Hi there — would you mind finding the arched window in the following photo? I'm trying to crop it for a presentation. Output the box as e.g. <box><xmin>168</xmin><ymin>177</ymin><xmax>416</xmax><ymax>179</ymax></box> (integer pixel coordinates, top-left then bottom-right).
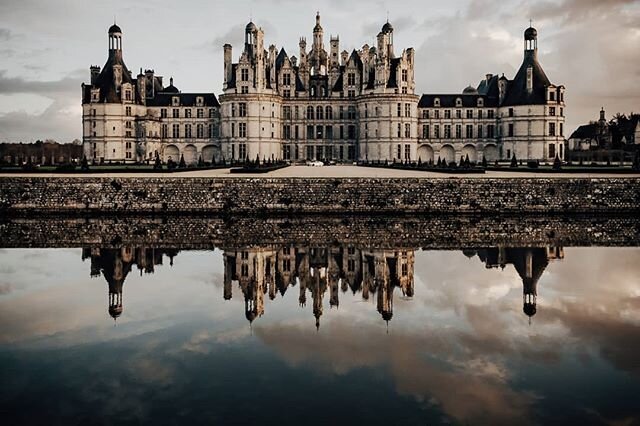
<box><xmin>311</xmin><ymin>87</ymin><xmax>316</xmax><ymax>97</ymax></box>
<box><xmin>326</xmin><ymin>106</ymin><xmax>333</xmax><ymax>119</ymax></box>
<box><xmin>434</xmin><ymin>98</ymin><xmax>440</xmax><ymax>107</ymax></box>
<box><xmin>455</xmin><ymin>98</ymin><xmax>462</xmax><ymax>107</ymax></box>
<box><xmin>477</xmin><ymin>98</ymin><xmax>484</xmax><ymax>107</ymax></box>
<box><xmin>317</xmin><ymin>106</ymin><xmax>323</xmax><ymax>120</ymax></box>
<box><xmin>307</xmin><ymin>106</ymin><xmax>314</xmax><ymax>120</ymax></box>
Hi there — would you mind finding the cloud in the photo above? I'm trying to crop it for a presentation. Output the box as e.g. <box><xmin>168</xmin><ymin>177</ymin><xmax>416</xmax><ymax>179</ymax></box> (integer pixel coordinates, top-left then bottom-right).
<box><xmin>0</xmin><ymin>28</ymin><xmax>11</xmax><ymax>40</ymax></box>
<box><xmin>0</xmin><ymin>69</ymin><xmax>83</xmax><ymax>96</ymax></box>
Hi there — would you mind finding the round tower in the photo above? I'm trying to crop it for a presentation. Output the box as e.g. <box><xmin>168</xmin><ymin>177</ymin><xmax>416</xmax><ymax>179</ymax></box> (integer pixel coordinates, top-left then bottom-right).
<box><xmin>108</xmin><ymin>23</ymin><xmax>122</xmax><ymax>59</ymax></box>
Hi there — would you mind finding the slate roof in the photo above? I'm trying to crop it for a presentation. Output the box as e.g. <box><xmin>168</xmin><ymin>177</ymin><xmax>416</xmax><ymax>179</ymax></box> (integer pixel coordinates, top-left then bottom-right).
<box><xmin>418</xmin><ymin>94</ymin><xmax>498</xmax><ymax>108</ymax></box>
<box><xmin>85</xmin><ymin>53</ymin><xmax>135</xmax><ymax>103</ymax></box>
<box><xmin>502</xmin><ymin>53</ymin><xmax>552</xmax><ymax>106</ymax></box>
<box><xmin>569</xmin><ymin>123</ymin><xmax>598</xmax><ymax>140</ymax></box>
<box><xmin>146</xmin><ymin>92</ymin><xmax>220</xmax><ymax>107</ymax></box>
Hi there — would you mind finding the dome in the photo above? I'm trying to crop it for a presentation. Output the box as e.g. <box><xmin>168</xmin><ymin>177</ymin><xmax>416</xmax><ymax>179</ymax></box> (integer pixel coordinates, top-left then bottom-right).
<box><xmin>382</xmin><ymin>22</ymin><xmax>394</xmax><ymax>34</ymax></box>
<box><xmin>108</xmin><ymin>24</ymin><xmax>122</xmax><ymax>34</ymax></box>
<box><xmin>463</xmin><ymin>85</ymin><xmax>478</xmax><ymax>94</ymax></box>
<box><xmin>109</xmin><ymin>305</ymin><xmax>123</xmax><ymax>319</ymax></box>
<box><xmin>524</xmin><ymin>26</ymin><xmax>537</xmax><ymax>40</ymax></box>
<box><xmin>381</xmin><ymin>311</ymin><xmax>393</xmax><ymax>321</ymax></box>
<box><xmin>245</xmin><ymin>21</ymin><xmax>257</xmax><ymax>32</ymax></box>
<box><xmin>523</xmin><ymin>303</ymin><xmax>537</xmax><ymax>317</ymax></box>
<box><xmin>162</xmin><ymin>77</ymin><xmax>179</xmax><ymax>93</ymax></box>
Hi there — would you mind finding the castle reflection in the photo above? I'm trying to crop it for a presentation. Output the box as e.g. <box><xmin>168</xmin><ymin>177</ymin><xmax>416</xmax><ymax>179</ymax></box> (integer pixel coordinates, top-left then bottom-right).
<box><xmin>83</xmin><ymin>244</ymin><xmax>563</xmax><ymax>326</ymax></box>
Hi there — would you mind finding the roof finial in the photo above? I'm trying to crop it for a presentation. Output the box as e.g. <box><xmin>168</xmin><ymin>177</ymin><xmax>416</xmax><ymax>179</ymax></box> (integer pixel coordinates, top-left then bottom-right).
<box><xmin>529</xmin><ymin>18</ymin><xmax>533</xmax><ymax>28</ymax></box>
<box><xmin>387</xmin><ymin>11</ymin><xmax>389</xmax><ymax>23</ymax></box>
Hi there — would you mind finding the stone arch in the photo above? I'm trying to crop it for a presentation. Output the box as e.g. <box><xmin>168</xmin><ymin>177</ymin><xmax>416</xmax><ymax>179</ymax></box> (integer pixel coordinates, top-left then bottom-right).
<box><xmin>461</xmin><ymin>144</ymin><xmax>478</xmax><ymax>163</ymax></box>
<box><xmin>440</xmin><ymin>145</ymin><xmax>455</xmax><ymax>163</ymax></box>
<box><xmin>183</xmin><ymin>144</ymin><xmax>197</xmax><ymax>165</ymax></box>
<box><xmin>417</xmin><ymin>145</ymin><xmax>434</xmax><ymax>163</ymax></box>
<box><xmin>164</xmin><ymin>145</ymin><xmax>179</xmax><ymax>163</ymax></box>
<box><xmin>483</xmin><ymin>144</ymin><xmax>499</xmax><ymax>162</ymax></box>
<box><xmin>201</xmin><ymin>145</ymin><xmax>218</xmax><ymax>163</ymax></box>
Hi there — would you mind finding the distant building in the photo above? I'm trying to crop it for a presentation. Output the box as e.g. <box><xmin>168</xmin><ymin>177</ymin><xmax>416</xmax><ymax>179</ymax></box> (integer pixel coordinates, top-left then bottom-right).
<box><xmin>82</xmin><ymin>17</ymin><xmax>566</xmax><ymax>164</ymax></box>
<box><xmin>569</xmin><ymin>108</ymin><xmax>639</xmax><ymax>152</ymax></box>
<box><xmin>0</xmin><ymin>140</ymin><xmax>83</xmax><ymax>165</ymax></box>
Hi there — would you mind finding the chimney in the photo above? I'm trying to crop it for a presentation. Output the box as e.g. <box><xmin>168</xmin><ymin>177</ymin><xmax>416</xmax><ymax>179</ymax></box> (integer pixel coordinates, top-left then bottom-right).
<box><xmin>90</xmin><ymin>66</ymin><xmax>101</xmax><ymax>85</ymax></box>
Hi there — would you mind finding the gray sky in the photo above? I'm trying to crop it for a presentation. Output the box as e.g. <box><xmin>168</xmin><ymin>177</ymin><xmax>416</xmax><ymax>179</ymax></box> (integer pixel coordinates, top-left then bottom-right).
<box><xmin>0</xmin><ymin>0</ymin><xmax>638</xmax><ymax>142</ymax></box>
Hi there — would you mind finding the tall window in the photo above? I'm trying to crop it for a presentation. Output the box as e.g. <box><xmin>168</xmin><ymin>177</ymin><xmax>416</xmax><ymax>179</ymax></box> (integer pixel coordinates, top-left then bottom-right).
<box><xmin>197</xmin><ymin>108</ymin><xmax>204</xmax><ymax>118</ymax></box>
<box><xmin>209</xmin><ymin>108</ymin><xmax>216</xmax><ymax>118</ymax></box>
<box><xmin>307</xmin><ymin>125</ymin><xmax>313</xmax><ymax>139</ymax></box>
<box><xmin>307</xmin><ymin>106</ymin><xmax>314</xmax><ymax>120</ymax></box>
<box><xmin>283</xmin><ymin>106</ymin><xmax>291</xmax><ymax>120</ymax></box>
<box><xmin>347</xmin><ymin>106</ymin><xmax>356</xmax><ymax>120</ymax></box>
<box><xmin>549</xmin><ymin>122</ymin><xmax>556</xmax><ymax>136</ymax></box>
<box><xmin>161</xmin><ymin>108</ymin><xmax>167</xmax><ymax>118</ymax></box>
<box><xmin>508</xmin><ymin>108</ymin><xmax>514</xmax><ymax>117</ymax></box>
<box><xmin>326</xmin><ymin>106</ymin><xmax>333</xmax><ymax>119</ymax></box>
<box><xmin>444</xmin><ymin>110</ymin><xmax>451</xmax><ymax>119</ymax></box>
<box><xmin>185</xmin><ymin>124</ymin><xmax>192</xmax><ymax>138</ymax></box>
<box><xmin>241</xmin><ymin>68</ymin><xmax>249</xmax><ymax>81</ymax></box>
<box><xmin>422</xmin><ymin>125</ymin><xmax>430</xmax><ymax>139</ymax></box>
<box><xmin>404</xmin><ymin>123</ymin><xmax>411</xmax><ymax>138</ymax></box>
<box><xmin>434</xmin><ymin>125</ymin><xmax>440</xmax><ymax>138</ymax></box>
<box><xmin>397</xmin><ymin>123</ymin><xmax>402</xmax><ymax>138</ymax></box>
<box><xmin>239</xmin><ymin>143</ymin><xmax>247</xmax><ymax>160</ymax></box>
<box><xmin>239</xmin><ymin>122</ymin><xmax>247</xmax><ymax>138</ymax></box>
<box><xmin>508</xmin><ymin>123</ymin><xmax>514</xmax><ymax>137</ymax></box>
<box><xmin>487</xmin><ymin>110</ymin><xmax>494</xmax><ymax>119</ymax></box>
<box><xmin>455</xmin><ymin>124</ymin><xmax>462</xmax><ymax>139</ymax></box>
<box><xmin>404</xmin><ymin>103</ymin><xmax>411</xmax><ymax>117</ymax></box>
<box><xmin>172</xmin><ymin>124</ymin><xmax>179</xmax><ymax>138</ymax></box>
<box><xmin>161</xmin><ymin>124</ymin><xmax>168</xmax><ymax>138</ymax></box>
<box><xmin>478</xmin><ymin>124</ymin><xmax>483</xmax><ymax>138</ymax></box>
<box><xmin>466</xmin><ymin>110</ymin><xmax>473</xmax><ymax>119</ymax></box>
<box><xmin>197</xmin><ymin>123</ymin><xmax>204</xmax><ymax>138</ymax></box>
<box><xmin>487</xmin><ymin>124</ymin><xmax>495</xmax><ymax>138</ymax></box>
<box><xmin>466</xmin><ymin>125</ymin><xmax>473</xmax><ymax>138</ymax></box>
<box><xmin>404</xmin><ymin>144</ymin><xmax>411</xmax><ymax>160</ymax></box>
<box><xmin>444</xmin><ymin>125</ymin><xmax>451</xmax><ymax>139</ymax></box>
<box><xmin>347</xmin><ymin>73</ymin><xmax>356</xmax><ymax>85</ymax></box>
<box><xmin>455</xmin><ymin>110</ymin><xmax>462</xmax><ymax>119</ymax></box>
<box><xmin>422</xmin><ymin>109</ymin><xmax>429</xmax><ymax>119</ymax></box>
<box><xmin>239</xmin><ymin>103</ymin><xmax>247</xmax><ymax>117</ymax></box>
<box><xmin>125</xmin><ymin>106</ymin><xmax>131</xmax><ymax>116</ymax></box>
<box><xmin>397</xmin><ymin>103</ymin><xmax>402</xmax><ymax>117</ymax></box>
<box><xmin>402</xmin><ymin>69</ymin><xmax>408</xmax><ymax>82</ymax></box>
<box><xmin>316</xmin><ymin>106</ymin><xmax>323</xmax><ymax>120</ymax></box>
<box><xmin>283</xmin><ymin>73</ymin><xmax>291</xmax><ymax>85</ymax></box>
<box><xmin>185</xmin><ymin>109</ymin><xmax>191</xmax><ymax>118</ymax></box>
<box><xmin>316</xmin><ymin>125</ymin><xmax>323</xmax><ymax>139</ymax></box>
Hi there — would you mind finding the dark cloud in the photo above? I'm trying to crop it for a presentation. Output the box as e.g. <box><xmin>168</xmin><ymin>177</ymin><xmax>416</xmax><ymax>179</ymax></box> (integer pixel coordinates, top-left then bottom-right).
<box><xmin>0</xmin><ymin>69</ymin><xmax>83</xmax><ymax>96</ymax></box>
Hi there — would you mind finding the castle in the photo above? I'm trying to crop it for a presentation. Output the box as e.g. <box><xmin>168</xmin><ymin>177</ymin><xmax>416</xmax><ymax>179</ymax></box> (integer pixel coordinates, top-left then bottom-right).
<box><xmin>82</xmin><ymin>15</ymin><xmax>566</xmax><ymax>164</ymax></box>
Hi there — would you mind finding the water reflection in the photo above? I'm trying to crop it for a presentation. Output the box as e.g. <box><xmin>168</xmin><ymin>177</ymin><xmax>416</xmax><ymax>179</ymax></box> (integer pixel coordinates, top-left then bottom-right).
<box><xmin>1</xmin><ymin>219</ymin><xmax>639</xmax><ymax>426</ymax></box>
<box><xmin>84</xmin><ymin>243</ymin><xmax>566</xmax><ymax>327</ymax></box>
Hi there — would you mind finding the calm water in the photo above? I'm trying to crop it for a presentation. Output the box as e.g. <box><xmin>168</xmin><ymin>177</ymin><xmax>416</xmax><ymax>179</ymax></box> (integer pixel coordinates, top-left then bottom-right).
<box><xmin>1</xmin><ymin>237</ymin><xmax>639</xmax><ymax>425</ymax></box>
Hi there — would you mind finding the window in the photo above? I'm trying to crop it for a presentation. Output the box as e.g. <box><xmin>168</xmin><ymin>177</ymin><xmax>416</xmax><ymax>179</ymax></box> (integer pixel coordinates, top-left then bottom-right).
<box><xmin>549</xmin><ymin>122</ymin><xmax>556</xmax><ymax>136</ymax></box>
<box><xmin>508</xmin><ymin>123</ymin><xmax>514</xmax><ymax>137</ymax></box>
<box><xmin>404</xmin><ymin>123</ymin><xmax>410</xmax><ymax>138</ymax></box>
<box><xmin>397</xmin><ymin>103</ymin><xmax>402</xmax><ymax>117</ymax></box>
<box><xmin>241</xmin><ymin>68</ymin><xmax>249</xmax><ymax>81</ymax></box>
<box><xmin>347</xmin><ymin>89</ymin><xmax>355</xmax><ymax>98</ymax></box>
<box><xmin>347</xmin><ymin>73</ymin><xmax>356</xmax><ymax>85</ymax></box>
<box><xmin>444</xmin><ymin>125</ymin><xmax>451</xmax><ymax>138</ymax></box>
<box><xmin>444</xmin><ymin>110</ymin><xmax>451</xmax><ymax>119</ymax></box>
<box><xmin>241</xmin><ymin>86</ymin><xmax>249</xmax><ymax>94</ymax></box>
<box><xmin>434</xmin><ymin>125</ymin><xmax>440</xmax><ymax>138</ymax></box>
<box><xmin>466</xmin><ymin>110</ymin><xmax>473</xmax><ymax>119</ymax></box>
<box><xmin>402</xmin><ymin>69</ymin><xmax>408</xmax><ymax>82</ymax></box>
<box><xmin>347</xmin><ymin>125</ymin><xmax>356</xmax><ymax>139</ymax></box>
<box><xmin>339</xmin><ymin>125</ymin><xmax>344</xmax><ymax>139</ymax></box>
<box><xmin>317</xmin><ymin>106</ymin><xmax>323</xmax><ymax>120</ymax></box>
<box><xmin>405</xmin><ymin>103</ymin><xmax>411</xmax><ymax>117</ymax></box>
<box><xmin>283</xmin><ymin>106</ymin><xmax>292</xmax><ymax>120</ymax></box>
<box><xmin>172</xmin><ymin>124</ymin><xmax>179</xmax><ymax>138</ymax></box>
<box><xmin>456</xmin><ymin>110</ymin><xmax>462</xmax><ymax>119</ymax></box>
<box><xmin>466</xmin><ymin>125</ymin><xmax>473</xmax><ymax>138</ymax></box>
<box><xmin>173</xmin><ymin>108</ymin><xmax>179</xmax><ymax>118</ymax></box>
<box><xmin>422</xmin><ymin>109</ymin><xmax>429</xmax><ymax>119</ymax></box>
<box><xmin>316</xmin><ymin>125</ymin><xmax>323</xmax><ymax>139</ymax></box>
<box><xmin>347</xmin><ymin>106</ymin><xmax>356</xmax><ymax>120</ymax></box>
<box><xmin>125</xmin><ymin>90</ymin><xmax>131</xmax><ymax>101</ymax></box>
<box><xmin>549</xmin><ymin>143</ymin><xmax>556</xmax><ymax>158</ymax></box>
<box><xmin>487</xmin><ymin>110</ymin><xmax>494</xmax><ymax>119</ymax></box>
<box><xmin>197</xmin><ymin>124</ymin><xmax>204</xmax><ymax>138</ymax></box>
<box><xmin>339</xmin><ymin>106</ymin><xmax>345</xmax><ymax>119</ymax></box>
<box><xmin>478</xmin><ymin>110</ymin><xmax>483</xmax><ymax>119</ymax></box>
<box><xmin>283</xmin><ymin>89</ymin><xmax>291</xmax><ymax>98</ymax></box>
<box><xmin>185</xmin><ymin>109</ymin><xmax>191</xmax><ymax>118</ymax></box>
<box><xmin>283</xmin><ymin>125</ymin><xmax>291</xmax><ymax>139</ymax></box>
<box><xmin>239</xmin><ymin>103</ymin><xmax>247</xmax><ymax>117</ymax></box>
<box><xmin>397</xmin><ymin>123</ymin><xmax>402</xmax><ymax>138</ymax></box>
<box><xmin>487</xmin><ymin>124</ymin><xmax>495</xmax><ymax>138</ymax></box>
<box><xmin>197</xmin><ymin>108</ymin><xmax>204</xmax><ymax>118</ymax></box>
<box><xmin>434</xmin><ymin>98</ymin><xmax>440</xmax><ymax>107</ymax></box>
<box><xmin>239</xmin><ymin>143</ymin><xmax>247</xmax><ymax>160</ymax></box>
<box><xmin>404</xmin><ymin>144</ymin><xmax>411</xmax><ymax>160</ymax></box>
<box><xmin>307</xmin><ymin>125</ymin><xmax>313</xmax><ymax>139</ymax></box>
<box><xmin>560</xmin><ymin>123</ymin><xmax>564</xmax><ymax>136</ymax></box>
<box><xmin>434</xmin><ymin>110</ymin><xmax>440</xmax><ymax>119</ymax></box>
<box><xmin>508</xmin><ymin>108</ymin><xmax>514</xmax><ymax>117</ymax></box>
<box><xmin>422</xmin><ymin>125</ymin><xmax>430</xmax><ymax>139</ymax></box>
<box><xmin>396</xmin><ymin>144</ymin><xmax>402</xmax><ymax>159</ymax></box>
<box><xmin>209</xmin><ymin>124</ymin><xmax>216</xmax><ymax>138</ymax></box>
<box><xmin>239</xmin><ymin>122</ymin><xmax>247</xmax><ymax>138</ymax></box>
<box><xmin>125</xmin><ymin>121</ymin><xmax>132</xmax><ymax>128</ymax></box>
<box><xmin>455</xmin><ymin>124</ymin><xmax>462</xmax><ymax>139</ymax></box>
<box><xmin>550</xmin><ymin>91</ymin><xmax>555</xmax><ymax>101</ymax></box>
<box><xmin>231</xmin><ymin>123</ymin><xmax>236</xmax><ymax>137</ymax></box>
<box><xmin>283</xmin><ymin>73</ymin><xmax>291</xmax><ymax>86</ymax></box>
<box><xmin>326</xmin><ymin>125</ymin><xmax>333</xmax><ymax>139</ymax></box>
<box><xmin>549</xmin><ymin>107</ymin><xmax>556</xmax><ymax>116</ymax></box>
<box><xmin>455</xmin><ymin>98</ymin><xmax>462</xmax><ymax>107</ymax></box>
<box><xmin>209</xmin><ymin>108</ymin><xmax>215</xmax><ymax>118</ymax></box>
<box><xmin>161</xmin><ymin>124</ymin><xmax>168</xmax><ymax>138</ymax></box>
<box><xmin>560</xmin><ymin>107</ymin><xmax>564</xmax><ymax>117</ymax></box>
<box><xmin>478</xmin><ymin>124</ymin><xmax>483</xmax><ymax>138</ymax></box>
<box><xmin>185</xmin><ymin>124</ymin><xmax>192</xmax><ymax>138</ymax></box>
<box><xmin>326</xmin><ymin>106</ymin><xmax>333</xmax><ymax>119</ymax></box>
<box><xmin>477</xmin><ymin>98</ymin><xmax>484</xmax><ymax>107</ymax></box>
<box><xmin>161</xmin><ymin>108</ymin><xmax>167</xmax><ymax>118</ymax></box>
<box><xmin>125</xmin><ymin>106</ymin><xmax>131</xmax><ymax>116</ymax></box>
<box><xmin>307</xmin><ymin>106</ymin><xmax>314</xmax><ymax>120</ymax></box>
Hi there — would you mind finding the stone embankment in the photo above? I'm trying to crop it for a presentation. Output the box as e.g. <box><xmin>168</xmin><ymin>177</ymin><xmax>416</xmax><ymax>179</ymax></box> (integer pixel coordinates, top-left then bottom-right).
<box><xmin>0</xmin><ymin>177</ymin><xmax>639</xmax><ymax>214</ymax></box>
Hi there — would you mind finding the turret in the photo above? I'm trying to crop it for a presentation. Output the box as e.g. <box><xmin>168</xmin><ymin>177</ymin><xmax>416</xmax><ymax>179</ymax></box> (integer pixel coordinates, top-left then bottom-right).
<box><xmin>245</xmin><ymin>21</ymin><xmax>258</xmax><ymax>57</ymax></box>
<box><xmin>90</xmin><ymin>65</ymin><xmax>101</xmax><ymax>85</ymax></box>
<box><xmin>313</xmin><ymin>12</ymin><xmax>323</xmax><ymax>50</ymax></box>
<box><xmin>524</xmin><ymin>26</ymin><xmax>538</xmax><ymax>59</ymax></box>
<box><xmin>330</xmin><ymin>36</ymin><xmax>340</xmax><ymax>69</ymax></box>
<box><xmin>108</xmin><ymin>23</ymin><xmax>122</xmax><ymax>60</ymax></box>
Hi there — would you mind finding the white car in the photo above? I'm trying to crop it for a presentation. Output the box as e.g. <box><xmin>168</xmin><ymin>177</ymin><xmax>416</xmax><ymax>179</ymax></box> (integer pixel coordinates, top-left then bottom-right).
<box><xmin>306</xmin><ymin>160</ymin><xmax>324</xmax><ymax>167</ymax></box>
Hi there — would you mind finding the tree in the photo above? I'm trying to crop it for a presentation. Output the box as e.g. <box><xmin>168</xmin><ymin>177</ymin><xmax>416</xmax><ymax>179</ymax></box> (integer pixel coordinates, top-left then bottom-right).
<box><xmin>510</xmin><ymin>154</ymin><xmax>518</xmax><ymax>168</ymax></box>
<box><xmin>81</xmin><ymin>155</ymin><xmax>89</xmax><ymax>172</ymax></box>
<box><xmin>178</xmin><ymin>153</ymin><xmax>186</xmax><ymax>168</ymax></box>
<box><xmin>417</xmin><ymin>157</ymin><xmax>422</xmax><ymax>167</ymax></box>
<box><xmin>198</xmin><ymin>155</ymin><xmax>204</xmax><ymax>167</ymax></box>
<box><xmin>481</xmin><ymin>155</ymin><xmax>487</xmax><ymax>168</ymax></box>
<box><xmin>153</xmin><ymin>153</ymin><xmax>162</xmax><ymax>170</ymax></box>
<box><xmin>553</xmin><ymin>154</ymin><xmax>562</xmax><ymax>170</ymax></box>
<box><xmin>464</xmin><ymin>154</ymin><xmax>471</xmax><ymax>168</ymax></box>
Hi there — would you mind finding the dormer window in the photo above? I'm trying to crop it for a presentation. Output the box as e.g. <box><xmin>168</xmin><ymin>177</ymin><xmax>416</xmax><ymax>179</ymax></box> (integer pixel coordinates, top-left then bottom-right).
<box><xmin>241</xmin><ymin>68</ymin><xmax>249</xmax><ymax>82</ymax></box>
<box><xmin>172</xmin><ymin>97</ymin><xmax>180</xmax><ymax>106</ymax></box>
<box><xmin>455</xmin><ymin>98</ymin><xmax>462</xmax><ymax>107</ymax></box>
<box><xmin>125</xmin><ymin>90</ymin><xmax>131</xmax><ymax>101</ymax></box>
<box><xmin>477</xmin><ymin>98</ymin><xmax>484</xmax><ymax>107</ymax></box>
<box><xmin>434</xmin><ymin>98</ymin><xmax>440</xmax><ymax>107</ymax></box>
<box><xmin>91</xmin><ymin>90</ymin><xmax>99</xmax><ymax>102</ymax></box>
<box><xmin>196</xmin><ymin>97</ymin><xmax>204</xmax><ymax>106</ymax></box>
<box><xmin>283</xmin><ymin>73</ymin><xmax>291</xmax><ymax>86</ymax></box>
<box><xmin>549</xmin><ymin>91</ymin><xmax>556</xmax><ymax>101</ymax></box>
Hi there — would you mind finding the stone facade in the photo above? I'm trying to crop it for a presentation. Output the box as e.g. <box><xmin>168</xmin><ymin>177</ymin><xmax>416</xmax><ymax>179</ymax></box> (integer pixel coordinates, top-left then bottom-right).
<box><xmin>1</xmin><ymin>177</ymin><xmax>638</xmax><ymax>214</ymax></box>
<box><xmin>82</xmin><ymin>17</ymin><xmax>565</xmax><ymax>164</ymax></box>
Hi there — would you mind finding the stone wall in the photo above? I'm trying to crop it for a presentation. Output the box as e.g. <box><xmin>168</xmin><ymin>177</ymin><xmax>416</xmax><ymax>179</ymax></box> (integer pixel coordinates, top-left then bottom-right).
<box><xmin>1</xmin><ymin>215</ymin><xmax>638</xmax><ymax>249</ymax></box>
<box><xmin>0</xmin><ymin>177</ymin><xmax>639</xmax><ymax>214</ymax></box>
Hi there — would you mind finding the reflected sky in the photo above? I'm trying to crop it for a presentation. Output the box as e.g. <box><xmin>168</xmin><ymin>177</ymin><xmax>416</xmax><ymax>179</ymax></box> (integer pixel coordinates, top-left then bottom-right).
<box><xmin>1</xmin><ymin>245</ymin><xmax>639</xmax><ymax>425</ymax></box>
